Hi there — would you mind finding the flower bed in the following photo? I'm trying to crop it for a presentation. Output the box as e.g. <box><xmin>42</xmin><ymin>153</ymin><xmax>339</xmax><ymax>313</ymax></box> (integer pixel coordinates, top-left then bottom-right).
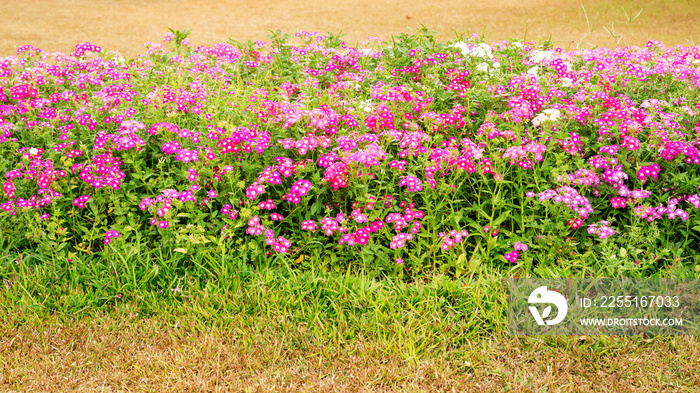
<box><xmin>1</xmin><ymin>29</ymin><xmax>699</xmax><ymax>275</ymax></box>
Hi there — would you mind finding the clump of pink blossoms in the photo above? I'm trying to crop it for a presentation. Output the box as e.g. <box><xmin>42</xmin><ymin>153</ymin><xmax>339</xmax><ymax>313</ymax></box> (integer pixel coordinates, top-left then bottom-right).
<box><xmin>504</xmin><ymin>241</ymin><xmax>528</xmax><ymax>263</ymax></box>
<box><xmin>104</xmin><ymin>229</ymin><xmax>120</xmax><ymax>245</ymax></box>
<box><xmin>439</xmin><ymin>230</ymin><xmax>469</xmax><ymax>251</ymax></box>
<box><xmin>587</xmin><ymin>221</ymin><xmax>615</xmax><ymax>239</ymax></box>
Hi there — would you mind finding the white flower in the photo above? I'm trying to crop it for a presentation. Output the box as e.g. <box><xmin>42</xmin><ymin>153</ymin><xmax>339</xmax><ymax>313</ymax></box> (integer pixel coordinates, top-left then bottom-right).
<box><xmin>476</xmin><ymin>62</ymin><xmax>500</xmax><ymax>75</ymax></box>
<box><xmin>473</xmin><ymin>43</ymin><xmax>493</xmax><ymax>59</ymax></box>
<box><xmin>449</xmin><ymin>42</ymin><xmax>470</xmax><ymax>57</ymax></box>
<box><xmin>29</xmin><ymin>148</ymin><xmax>38</xmax><ymax>155</ymax></box>
<box><xmin>532</xmin><ymin>109</ymin><xmax>562</xmax><ymax>126</ymax></box>
<box><xmin>359</xmin><ymin>100</ymin><xmax>373</xmax><ymax>113</ymax></box>
<box><xmin>449</xmin><ymin>42</ymin><xmax>492</xmax><ymax>59</ymax></box>
<box><xmin>543</xmin><ymin>109</ymin><xmax>562</xmax><ymax>119</ymax></box>
<box><xmin>529</xmin><ymin>50</ymin><xmax>555</xmax><ymax>63</ymax></box>
<box><xmin>527</xmin><ymin>66</ymin><xmax>539</xmax><ymax>78</ymax></box>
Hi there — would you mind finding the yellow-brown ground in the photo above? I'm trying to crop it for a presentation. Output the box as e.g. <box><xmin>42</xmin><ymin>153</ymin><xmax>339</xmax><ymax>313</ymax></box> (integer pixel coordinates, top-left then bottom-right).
<box><xmin>2</xmin><ymin>0</ymin><xmax>699</xmax><ymax>58</ymax></box>
<box><xmin>2</xmin><ymin>310</ymin><xmax>698</xmax><ymax>392</ymax></box>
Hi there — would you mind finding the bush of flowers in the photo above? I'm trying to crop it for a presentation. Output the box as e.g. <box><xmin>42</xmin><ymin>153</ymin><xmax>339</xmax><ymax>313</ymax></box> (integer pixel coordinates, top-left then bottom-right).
<box><xmin>1</xmin><ymin>28</ymin><xmax>699</xmax><ymax>276</ymax></box>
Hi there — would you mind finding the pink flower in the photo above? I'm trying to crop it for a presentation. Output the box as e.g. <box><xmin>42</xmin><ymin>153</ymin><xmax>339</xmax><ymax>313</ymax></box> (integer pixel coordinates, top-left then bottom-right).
<box><xmin>258</xmin><ymin>199</ymin><xmax>276</xmax><ymax>210</ymax></box>
<box><xmin>610</xmin><ymin>197</ymin><xmax>627</xmax><ymax>209</ymax></box>
<box><xmin>104</xmin><ymin>229</ymin><xmax>120</xmax><ymax>245</ymax></box>
<box><xmin>390</xmin><ymin>233</ymin><xmax>413</xmax><ymax>249</ymax></box>
<box><xmin>588</xmin><ymin>220</ymin><xmax>615</xmax><ymax>239</ymax></box>
<box><xmin>339</xmin><ymin>234</ymin><xmax>355</xmax><ymax>246</ymax></box>
<box><xmin>158</xmin><ymin>221</ymin><xmax>169</xmax><ymax>229</ymax></box>
<box><xmin>568</xmin><ymin>218</ymin><xmax>583</xmax><ymax>229</ymax></box>
<box><xmin>513</xmin><ymin>241</ymin><xmax>528</xmax><ymax>252</ymax></box>
<box><xmin>504</xmin><ymin>250</ymin><xmax>520</xmax><ymax>263</ymax></box>
<box><xmin>3</xmin><ymin>181</ymin><xmax>15</xmax><ymax>198</ymax></box>
<box><xmin>245</xmin><ymin>182</ymin><xmax>266</xmax><ymax>200</ymax></box>
<box><xmin>301</xmin><ymin>220</ymin><xmax>318</xmax><ymax>231</ymax></box>
<box><xmin>73</xmin><ymin>195</ymin><xmax>91</xmax><ymax>208</ymax></box>
<box><xmin>399</xmin><ymin>176</ymin><xmax>423</xmax><ymax>192</ymax></box>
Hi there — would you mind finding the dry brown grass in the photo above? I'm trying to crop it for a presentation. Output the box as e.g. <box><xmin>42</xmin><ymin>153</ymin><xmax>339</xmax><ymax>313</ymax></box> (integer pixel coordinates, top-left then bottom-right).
<box><xmin>2</xmin><ymin>308</ymin><xmax>698</xmax><ymax>392</ymax></box>
<box><xmin>2</xmin><ymin>0</ymin><xmax>699</xmax><ymax>58</ymax></box>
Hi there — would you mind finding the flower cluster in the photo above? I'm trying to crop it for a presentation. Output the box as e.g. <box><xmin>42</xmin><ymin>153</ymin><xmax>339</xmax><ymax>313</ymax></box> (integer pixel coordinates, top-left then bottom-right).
<box><xmin>264</xmin><ymin>229</ymin><xmax>291</xmax><ymax>253</ymax></box>
<box><xmin>399</xmin><ymin>176</ymin><xmax>422</xmax><ymax>192</ymax></box>
<box><xmin>284</xmin><ymin>179</ymin><xmax>312</xmax><ymax>204</ymax></box>
<box><xmin>73</xmin><ymin>195</ymin><xmax>91</xmax><ymax>208</ymax></box>
<box><xmin>637</xmin><ymin>163</ymin><xmax>661</xmax><ymax>183</ymax></box>
<box><xmin>301</xmin><ymin>220</ymin><xmax>318</xmax><ymax>231</ymax></box>
<box><xmin>246</xmin><ymin>215</ymin><xmax>265</xmax><ymax>236</ymax></box>
<box><xmin>504</xmin><ymin>242</ymin><xmax>528</xmax><ymax>263</ymax></box>
<box><xmin>104</xmin><ymin>229</ymin><xmax>120</xmax><ymax>245</ymax></box>
<box><xmin>1</xmin><ymin>30</ymin><xmax>700</xmax><ymax>267</ymax></box>
<box><xmin>587</xmin><ymin>221</ymin><xmax>616</xmax><ymax>239</ymax></box>
<box><xmin>439</xmin><ymin>229</ymin><xmax>469</xmax><ymax>251</ymax></box>
<box><xmin>390</xmin><ymin>233</ymin><xmax>413</xmax><ymax>249</ymax></box>
<box><xmin>538</xmin><ymin>186</ymin><xmax>594</xmax><ymax>219</ymax></box>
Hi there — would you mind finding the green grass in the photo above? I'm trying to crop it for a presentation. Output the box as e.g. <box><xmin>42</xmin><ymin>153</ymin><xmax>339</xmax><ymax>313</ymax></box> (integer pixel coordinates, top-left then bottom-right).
<box><xmin>0</xmin><ymin>227</ymin><xmax>697</xmax><ymax>391</ymax></box>
<box><xmin>1</xmin><ymin>247</ymin><xmax>506</xmax><ymax>356</ymax></box>
<box><xmin>1</xmin><ymin>244</ymin><xmax>699</xmax><ymax>390</ymax></box>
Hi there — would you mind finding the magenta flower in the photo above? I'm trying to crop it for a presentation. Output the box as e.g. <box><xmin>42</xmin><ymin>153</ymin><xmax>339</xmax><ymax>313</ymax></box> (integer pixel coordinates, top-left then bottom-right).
<box><xmin>504</xmin><ymin>250</ymin><xmax>520</xmax><ymax>263</ymax></box>
<box><xmin>140</xmin><ymin>198</ymin><xmax>155</xmax><ymax>211</ymax></box>
<box><xmin>3</xmin><ymin>180</ymin><xmax>15</xmax><ymax>198</ymax></box>
<box><xmin>637</xmin><ymin>163</ymin><xmax>661</xmax><ymax>183</ymax></box>
<box><xmin>104</xmin><ymin>229</ymin><xmax>120</xmax><ymax>245</ymax></box>
<box><xmin>320</xmin><ymin>217</ymin><xmax>340</xmax><ymax>236</ymax></box>
<box><xmin>390</xmin><ymin>233</ymin><xmax>413</xmax><ymax>249</ymax></box>
<box><xmin>339</xmin><ymin>234</ymin><xmax>355</xmax><ymax>246</ymax></box>
<box><xmin>588</xmin><ymin>221</ymin><xmax>615</xmax><ymax>239</ymax></box>
<box><xmin>246</xmin><ymin>215</ymin><xmax>265</xmax><ymax>235</ymax></box>
<box><xmin>158</xmin><ymin>221</ymin><xmax>169</xmax><ymax>229</ymax></box>
<box><xmin>286</xmin><ymin>179</ymin><xmax>312</xmax><ymax>204</ymax></box>
<box><xmin>258</xmin><ymin>199</ymin><xmax>276</xmax><ymax>210</ymax></box>
<box><xmin>246</xmin><ymin>182</ymin><xmax>265</xmax><ymax>200</ymax></box>
<box><xmin>271</xmin><ymin>235</ymin><xmax>291</xmax><ymax>253</ymax></box>
<box><xmin>513</xmin><ymin>241</ymin><xmax>528</xmax><ymax>252</ymax></box>
<box><xmin>610</xmin><ymin>197</ymin><xmax>627</xmax><ymax>209</ymax></box>
<box><xmin>568</xmin><ymin>218</ymin><xmax>583</xmax><ymax>229</ymax></box>
<box><xmin>399</xmin><ymin>176</ymin><xmax>423</xmax><ymax>192</ymax></box>
<box><xmin>301</xmin><ymin>220</ymin><xmax>318</xmax><ymax>231</ymax></box>
<box><xmin>73</xmin><ymin>195</ymin><xmax>91</xmax><ymax>208</ymax></box>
